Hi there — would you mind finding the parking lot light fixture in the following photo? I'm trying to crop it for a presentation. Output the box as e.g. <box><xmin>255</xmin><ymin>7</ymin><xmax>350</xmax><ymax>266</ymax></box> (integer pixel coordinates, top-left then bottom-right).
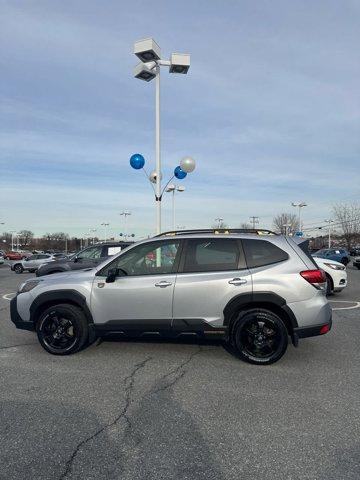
<box><xmin>132</xmin><ymin>38</ymin><xmax>192</xmax><ymax>234</ymax></box>
<box><xmin>120</xmin><ymin>211</ymin><xmax>132</xmax><ymax>240</ymax></box>
<box><xmin>324</xmin><ymin>219</ymin><xmax>334</xmax><ymax>248</ymax></box>
<box><xmin>100</xmin><ymin>223</ymin><xmax>109</xmax><ymax>242</ymax></box>
<box><xmin>283</xmin><ymin>223</ymin><xmax>292</xmax><ymax>236</ymax></box>
<box><xmin>9</xmin><ymin>230</ymin><xmax>16</xmax><ymax>251</ymax></box>
<box><xmin>165</xmin><ymin>185</ymin><xmax>185</xmax><ymax>231</ymax></box>
<box><xmin>291</xmin><ymin>202</ymin><xmax>307</xmax><ymax>231</ymax></box>
<box><xmin>215</xmin><ymin>218</ymin><xmax>224</xmax><ymax>229</ymax></box>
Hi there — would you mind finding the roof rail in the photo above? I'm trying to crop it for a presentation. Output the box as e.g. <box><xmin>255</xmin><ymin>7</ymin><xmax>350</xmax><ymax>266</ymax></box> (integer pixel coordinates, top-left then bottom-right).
<box><xmin>155</xmin><ymin>228</ymin><xmax>278</xmax><ymax>237</ymax></box>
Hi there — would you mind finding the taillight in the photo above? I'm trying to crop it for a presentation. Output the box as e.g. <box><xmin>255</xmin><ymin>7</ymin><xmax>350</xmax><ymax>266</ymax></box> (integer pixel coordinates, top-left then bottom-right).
<box><xmin>320</xmin><ymin>324</ymin><xmax>330</xmax><ymax>335</ymax></box>
<box><xmin>300</xmin><ymin>269</ymin><xmax>326</xmax><ymax>289</ymax></box>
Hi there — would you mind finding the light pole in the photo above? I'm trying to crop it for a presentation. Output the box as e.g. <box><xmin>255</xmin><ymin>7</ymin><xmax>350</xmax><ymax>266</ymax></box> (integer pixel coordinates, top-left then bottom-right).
<box><xmin>283</xmin><ymin>223</ymin><xmax>292</xmax><ymax>236</ymax></box>
<box><xmin>89</xmin><ymin>229</ymin><xmax>97</xmax><ymax>245</ymax></box>
<box><xmin>291</xmin><ymin>202</ymin><xmax>307</xmax><ymax>232</ymax></box>
<box><xmin>100</xmin><ymin>223</ymin><xmax>109</xmax><ymax>242</ymax></box>
<box><xmin>132</xmin><ymin>38</ymin><xmax>193</xmax><ymax>234</ymax></box>
<box><xmin>165</xmin><ymin>184</ymin><xmax>185</xmax><ymax>231</ymax></box>
<box><xmin>324</xmin><ymin>219</ymin><xmax>334</xmax><ymax>248</ymax></box>
<box><xmin>120</xmin><ymin>211</ymin><xmax>131</xmax><ymax>240</ymax></box>
<box><xmin>249</xmin><ymin>216</ymin><xmax>259</xmax><ymax>229</ymax></box>
<box><xmin>215</xmin><ymin>217</ymin><xmax>224</xmax><ymax>229</ymax></box>
<box><xmin>10</xmin><ymin>230</ymin><xmax>16</xmax><ymax>251</ymax></box>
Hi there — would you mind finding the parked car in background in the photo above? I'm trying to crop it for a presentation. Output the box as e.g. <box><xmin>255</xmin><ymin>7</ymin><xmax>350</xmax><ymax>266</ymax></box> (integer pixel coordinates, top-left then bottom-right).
<box><xmin>353</xmin><ymin>257</ymin><xmax>360</xmax><ymax>269</ymax></box>
<box><xmin>11</xmin><ymin>254</ymin><xmax>59</xmax><ymax>274</ymax></box>
<box><xmin>0</xmin><ymin>255</ymin><xmax>4</xmax><ymax>265</ymax></box>
<box><xmin>350</xmin><ymin>247</ymin><xmax>360</xmax><ymax>256</ymax></box>
<box><xmin>5</xmin><ymin>251</ymin><xmax>25</xmax><ymax>260</ymax></box>
<box><xmin>36</xmin><ymin>241</ymin><xmax>133</xmax><ymax>276</ymax></box>
<box><xmin>312</xmin><ymin>248</ymin><xmax>350</xmax><ymax>266</ymax></box>
<box><xmin>313</xmin><ymin>257</ymin><xmax>347</xmax><ymax>295</ymax></box>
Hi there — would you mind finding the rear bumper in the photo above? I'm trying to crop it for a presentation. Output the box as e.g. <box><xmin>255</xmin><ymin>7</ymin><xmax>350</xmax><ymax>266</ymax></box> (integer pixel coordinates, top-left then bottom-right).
<box><xmin>294</xmin><ymin>314</ymin><xmax>332</xmax><ymax>340</ymax></box>
<box><xmin>10</xmin><ymin>295</ymin><xmax>35</xmax><ymax>331</ymax></box>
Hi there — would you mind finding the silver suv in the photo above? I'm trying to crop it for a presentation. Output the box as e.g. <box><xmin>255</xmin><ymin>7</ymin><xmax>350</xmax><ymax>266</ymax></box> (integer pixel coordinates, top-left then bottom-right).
<box><xmin>10</xmin><ymin>229</ymin><xmax>332</xmax><ymax>365</ymax></box>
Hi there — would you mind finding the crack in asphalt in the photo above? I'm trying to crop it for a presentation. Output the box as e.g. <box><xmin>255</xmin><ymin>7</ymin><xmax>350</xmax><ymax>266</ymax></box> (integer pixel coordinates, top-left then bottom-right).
<box><xmin>58</xmin><ymin>356</ymin><xmax>152</xmax><ymax>480</ymax></box>
<box><xmin>151</xmin><ymin>346</ymin><xmax>203</xmax><ymax>394</ymax></box>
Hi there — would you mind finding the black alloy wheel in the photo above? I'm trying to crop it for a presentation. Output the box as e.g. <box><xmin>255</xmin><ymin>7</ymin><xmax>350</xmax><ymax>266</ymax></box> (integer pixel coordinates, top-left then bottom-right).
<box><xmin>36</xmin><ymin>304</ymin><xmax>89</xmax><ymax>355</ymax></box>
<box><xmin>14</xmin><ymin>264</ymin><xmax>24</xmax><ymax>274</ymax></box>
<box><xmin>232</xmin><ymin>309</ymin><xmax>288</xmax><ymax>365</ymax></box>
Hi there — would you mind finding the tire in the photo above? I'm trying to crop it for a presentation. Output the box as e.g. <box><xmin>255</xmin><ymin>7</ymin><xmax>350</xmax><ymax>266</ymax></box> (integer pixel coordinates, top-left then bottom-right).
<box><xmin>36</xmin><ymin>304</ymin><xmax>89</xmax><ymax>355</ymax></box>
<box><xmin>341</xmin><ymin>257</ymin><xmax>348</xmax><ymax>266</ymax></box>
<box><xmin>325</xmin><ymin>273</ymin><xmax>334</xmax><ymax>296</ymax></box>
<box><xmin>231</xmin><ymin>308</ymin><xmax>288</xmax><ymax>365</ymax></box>
<box><xmin>14</xmin><ymin>264</ymin><xmax>24</xmax><ymax>274</ymax></box>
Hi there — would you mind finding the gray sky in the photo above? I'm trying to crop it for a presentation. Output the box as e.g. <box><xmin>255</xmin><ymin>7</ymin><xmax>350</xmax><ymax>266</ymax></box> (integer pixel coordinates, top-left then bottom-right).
<box><xmin>1</xmin><ymin>0</ymin><xmax>359</xmax><ymax>238</ymax></box>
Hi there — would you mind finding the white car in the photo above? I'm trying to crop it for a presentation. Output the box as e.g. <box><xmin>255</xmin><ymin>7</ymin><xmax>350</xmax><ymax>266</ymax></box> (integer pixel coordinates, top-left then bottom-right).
<box><xmin>11</xmin><ymin>254</ymin><xmax>58</xmax><ymax>274</ymax></box>
<box><xmin>314</xmin><ymin>256</ymin><xmax>347</xmax><ymax>295</ymax></box>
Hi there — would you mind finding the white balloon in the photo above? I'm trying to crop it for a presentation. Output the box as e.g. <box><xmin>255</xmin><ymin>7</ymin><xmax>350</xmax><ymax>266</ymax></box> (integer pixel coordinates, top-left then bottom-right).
<box><xmin>149</xmin><ymin>170</ymin><xmax>163</xmax><ymax>184</ymax></box>
<box><xmin>180</xmin><ymin>156</ymin><xmax>196</xmax><ymax>173</ymax></box>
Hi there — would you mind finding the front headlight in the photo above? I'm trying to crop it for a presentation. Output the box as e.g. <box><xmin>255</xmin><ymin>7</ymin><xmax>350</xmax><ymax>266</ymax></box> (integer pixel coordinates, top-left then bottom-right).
<box><xmin>324</xmin><ymin>263</ymin><xmax>345</xmax><ymax>271</ymax></box>
<box><xmin>18</xmin><ymin>280</ymin><xmax>42</xmax><ymax>294</ymax></box>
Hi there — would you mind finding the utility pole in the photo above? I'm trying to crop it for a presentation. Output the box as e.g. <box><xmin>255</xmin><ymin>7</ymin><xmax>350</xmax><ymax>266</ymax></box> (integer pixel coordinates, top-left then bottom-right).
<box><xmin>249</xmin><ymin>216</ymin><xmax>259</xmax><ymax>229</ymax></box>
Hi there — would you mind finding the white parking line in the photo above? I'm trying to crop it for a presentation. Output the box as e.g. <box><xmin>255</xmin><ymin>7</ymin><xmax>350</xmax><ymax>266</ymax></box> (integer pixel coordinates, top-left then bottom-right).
<box><xmin>330</xmin><ymin>300</ymin><xmax>360</xmax><ymax>311</ymax></box>
<box><xmin>2</xmin><ymin>293</ymin><xmax>16</xmax><ymax>301</ymax></box>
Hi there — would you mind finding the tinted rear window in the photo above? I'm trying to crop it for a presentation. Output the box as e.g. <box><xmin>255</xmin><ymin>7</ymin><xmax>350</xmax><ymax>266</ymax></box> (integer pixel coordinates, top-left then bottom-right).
<box><xmin>243</xmin><ymin>239</ymin><xmax>288</xmax><ymax>268</ymax></box>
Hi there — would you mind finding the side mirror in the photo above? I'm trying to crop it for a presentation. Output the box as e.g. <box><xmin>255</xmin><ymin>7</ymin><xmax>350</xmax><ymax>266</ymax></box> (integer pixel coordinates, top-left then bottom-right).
<box><xmin>106</xmin><ymin>268</ymin><xmax>117</xmax><ymax>283</ymax></box>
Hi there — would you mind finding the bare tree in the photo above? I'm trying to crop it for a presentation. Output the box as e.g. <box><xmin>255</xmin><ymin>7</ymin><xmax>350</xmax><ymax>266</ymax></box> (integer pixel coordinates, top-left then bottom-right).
<box><xmin>212</xmin><ymin>221</ymin><xmax>228</xmax><ymax>229</ymax></box>
<box><xmin>240</xmin><ymin>222</ymin><xmax>252</xmax><ymax>229</ymax></box>
<box><xmin>18</xmin><ymin>230</ymin><xmax>34</xmax><ymax>248</ymax></box>
<box><xmin>273</xmin><ymin>213</ymin><xmax>299</xmax><ymax>235</ymax></box>
<box><xmin>332</xmin><ymin>203</ymin><xmax>360</xmax><ymax>249</ymax></box>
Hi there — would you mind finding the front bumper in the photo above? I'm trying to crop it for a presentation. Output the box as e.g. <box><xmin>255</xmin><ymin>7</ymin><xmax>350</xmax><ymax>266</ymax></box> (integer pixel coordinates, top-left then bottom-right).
<box><xmin>10</xmin><ymin>295</ymin><xmax>35</xmax><ymax>331</ymax></box>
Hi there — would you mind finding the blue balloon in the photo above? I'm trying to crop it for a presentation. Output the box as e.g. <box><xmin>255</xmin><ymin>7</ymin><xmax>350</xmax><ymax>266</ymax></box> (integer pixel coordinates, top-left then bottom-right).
<box><xmin>174</xmin><ymin>166</ymin><xmax>187</xmax><ymax>179</ymax></box>
<box><xmin>130</xmin><ymin>153</ymin><xmax>145</xmax><ymax>170</ymax></box>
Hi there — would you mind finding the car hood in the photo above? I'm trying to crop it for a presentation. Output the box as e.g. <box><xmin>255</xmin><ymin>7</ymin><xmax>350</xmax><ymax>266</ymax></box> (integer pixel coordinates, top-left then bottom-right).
<box><xmin>35</xmin><ymin>268</ymin><xmax>96</xmax><ymax>283</ymax></box>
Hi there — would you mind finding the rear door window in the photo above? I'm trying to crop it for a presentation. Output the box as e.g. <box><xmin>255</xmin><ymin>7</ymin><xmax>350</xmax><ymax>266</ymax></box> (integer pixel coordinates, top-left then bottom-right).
<box><xmin>183</xmin><ymin>238</ymin><xmax>242</xmax><ymax>272</ymax></box>
<box><xmin>242</xmin><ymin>239</ymin><xmax>288</xmax><ymax>268</ymax></box>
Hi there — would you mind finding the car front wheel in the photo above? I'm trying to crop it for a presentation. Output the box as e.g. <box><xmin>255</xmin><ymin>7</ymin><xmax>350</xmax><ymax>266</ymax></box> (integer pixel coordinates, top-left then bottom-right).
<box><xmin>231</xmin><ymin>308</ymin><xmax>288</xmax><ymax>365</ymax></box>
<box><xmin>36</xmin><ymin>304</ymin><xmax>89</xmax><ymax>355</ymax></box>
<box><xmin>14</xmin><ymin>264</ymin><xmax>24</xmax><ymax>274</ymax></box>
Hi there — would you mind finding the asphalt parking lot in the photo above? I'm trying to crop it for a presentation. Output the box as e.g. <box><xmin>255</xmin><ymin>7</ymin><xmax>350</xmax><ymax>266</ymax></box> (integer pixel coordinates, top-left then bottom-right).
<box><xmin>0</xmin><ymin>264</ymin><xmax>359</xmax><ymax>480</ymax></box>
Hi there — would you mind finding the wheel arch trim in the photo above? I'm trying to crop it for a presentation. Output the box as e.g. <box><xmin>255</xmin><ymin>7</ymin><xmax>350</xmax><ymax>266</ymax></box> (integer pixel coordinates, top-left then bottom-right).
<box><xmin>223</xmin><ymin>291</ymin><xmax>298</xmax><ymax>330</ymax></box>
<box><xmin>29</xmin><ymin>289</ymin><xmax>94</xmax><ymax>326</ymax></box>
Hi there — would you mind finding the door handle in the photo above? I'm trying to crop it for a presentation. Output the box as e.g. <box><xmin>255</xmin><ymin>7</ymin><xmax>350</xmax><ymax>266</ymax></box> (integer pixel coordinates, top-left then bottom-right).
<box><xmin>228</xmin><ymin>278</ymin><xmax>247</xmax><ymax>286</ymax></box>
<box><xmin>155</xmin><ymin>281</ymin><xmax>172</xmax><ymax>288</ymax></box>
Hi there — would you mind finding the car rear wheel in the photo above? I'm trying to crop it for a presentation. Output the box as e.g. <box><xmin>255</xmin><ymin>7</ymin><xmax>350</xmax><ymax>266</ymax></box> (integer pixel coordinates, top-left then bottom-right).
<box><xmin>36</xmin><ymin>304</ymin><xmax>89</xmax><ymax>355</ymax></box>
<box><xmin>14</xmin><ymin>264</ymin><xmax>24</xmax><ymax>274</ymax></box>
<box><xmin>231</xmin><ymin>308</ymin><xmax>288</xmax><ymax>365</ymax></box>
<box><xmin>325</xmin><ymin>273</ymin><xmax>334</xmax><ymax>296</ymax></box>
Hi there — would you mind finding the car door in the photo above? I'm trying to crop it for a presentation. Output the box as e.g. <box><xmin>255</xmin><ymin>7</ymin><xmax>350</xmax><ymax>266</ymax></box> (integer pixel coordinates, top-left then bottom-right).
<box><xmin>172</xmin><ymin>238</ymin><xmax>252</xmax><ymax>329</ymax></box>
<box><xmin>91</xmin><ymin>239</ymin><xmax>182</xmax><ymax>329</ymax></box>
<box><xmin>34</xmin><ymin>254</ymin><xmax>52</xmax><ymax>268</ymax></box>
<box><xmin>24</xmin><ymin>255</ymin><xmax>39</xmax><ymax>269</ymax></box>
